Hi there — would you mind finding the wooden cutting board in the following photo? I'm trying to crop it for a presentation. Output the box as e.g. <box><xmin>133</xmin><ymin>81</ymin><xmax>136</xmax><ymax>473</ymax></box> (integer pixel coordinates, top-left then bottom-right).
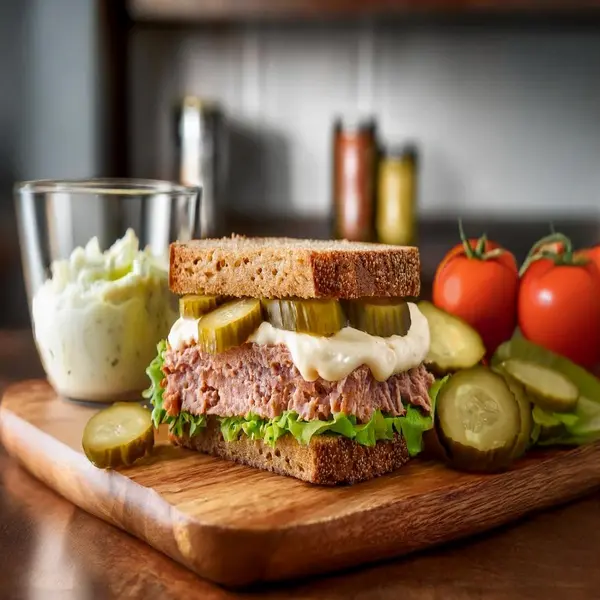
<box><xmin>2</xmin><ymin>379</ymin><xmax>600</xmax><ymax>588</ymax></box>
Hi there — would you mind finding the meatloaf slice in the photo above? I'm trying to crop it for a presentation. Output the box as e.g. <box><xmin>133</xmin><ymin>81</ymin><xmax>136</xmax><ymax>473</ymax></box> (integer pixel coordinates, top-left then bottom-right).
<box><xmin>162</xmin><ymin>343</ymin><xmax>433</xmax><ymax>422</ymax></box>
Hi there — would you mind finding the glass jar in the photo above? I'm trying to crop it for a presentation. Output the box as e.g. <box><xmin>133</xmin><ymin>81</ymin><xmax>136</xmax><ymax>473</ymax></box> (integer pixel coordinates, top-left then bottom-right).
<box><xmin>376</xmin><ymin>144</ymin><xmax>418</xmax><ymax>246</ymax></box>
<box><xmin>15</xmin><ymin>178</ymin><xmax>200</xmax><ymax>402</ymax></box>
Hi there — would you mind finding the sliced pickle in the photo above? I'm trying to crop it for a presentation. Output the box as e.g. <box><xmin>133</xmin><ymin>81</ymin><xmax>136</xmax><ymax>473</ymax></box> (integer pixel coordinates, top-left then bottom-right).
<box><xmin>261</xmin><ymin>298</ymin><xmax>345</xmax><ymax>336</ymax></box>
<box><xmin>493</xmin><ymin>365</ymin><xmax>533</xmax><ymax>459</ymax></box>
<box><xmin>344</xmin><ymin>298</ymin><xmax>411</xmax><ymax>337</ymax></box>
<box><xmin>435</xmin><ymin>367</ymin><xmax>520</xmax><ymax>472</ymax></box>
<box><xmin>82</xmin><ymin>403</ymin><xmax>154</xmax><ymax>469</ymax></box>
<box><xmin>531</xmin><ymin>405</ymin><xmax>567</xmax><ymax>442</ymax></box>
<box><xmin>198</xmin><ymin>298</ymin><xmax>263</xmax><ymax>353</ymax></box>
<box><xmin>492</xmin><ymin>336</ymin><xmax>600</xmax><ymax>401</ymax></box>
<box><xmin>179</xmin><ymin>294</ymin><xmax>220</xmax><ymax>318</ymax></box>
<box><xmin>502</xmin><ymin>359</ymin><xmax>578</xmax><ymax>413</ymax></box>
<box><xmin>418</xmin><ymin>301</ymin><xmax>486</xmax><ymax>375</ymax></box>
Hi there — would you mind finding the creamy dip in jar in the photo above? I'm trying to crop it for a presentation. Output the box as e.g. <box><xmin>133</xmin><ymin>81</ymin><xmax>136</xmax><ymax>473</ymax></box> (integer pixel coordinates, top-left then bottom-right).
<box><xmin>32</xmin><ymin>229</ymin><xmax>177</xmax><ymax>401</ymax></box>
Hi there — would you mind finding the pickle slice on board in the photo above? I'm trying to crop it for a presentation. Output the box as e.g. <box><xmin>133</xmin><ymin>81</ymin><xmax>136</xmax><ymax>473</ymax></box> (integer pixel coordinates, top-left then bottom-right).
<box><xmin>493</xmin><ymin>365</ymin><xmax>533</xmax><ymax>459</ymax></box>
<box><xmin>418</xmin><ymin>301</ymin><xmax>486</xmax><ymax>375</ymax></box>
<box><xmin>436</xmin><ymin>367</ymin><xmax>520</xmax><ymax>472</ymax></box>
<box><xmin>198</xmin><ymin>298</ymin><xmax>263</xmax><ymax>353</ymax></box>
<box><xmin>82</xmin><ymin>403</ymin><xmax>154</xmax><ymax>469</ymax></box>
<box><xmin>261</xmin><ymin>298</ymin><xmax>345</xmax><ymax>336</ymax></box>
<box><xmin>502</xmin><ymin>359</ymin><xmax>578</xmax><ymax>413</ymax></box>
<box><xmin>179</xmin><ymin>295</ymin><xmax>220</xmax><ymax>318</ymax></box>
<box><xmin>492</xmin><ymin>336</ymin><xmax>600</xmax><ymax>401</ymax></box>
<box><xmin>344</xmin><ymin>298</ymin><xmax>411</xmax><ymax>337</ymax></box>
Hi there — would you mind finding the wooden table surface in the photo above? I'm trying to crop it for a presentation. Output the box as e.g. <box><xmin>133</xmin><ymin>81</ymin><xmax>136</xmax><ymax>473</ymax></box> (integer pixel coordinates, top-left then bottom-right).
<box><xmin>1</xmin><ymin>331</ymin><xmax>600</xmax><ymax>599</ymax></box>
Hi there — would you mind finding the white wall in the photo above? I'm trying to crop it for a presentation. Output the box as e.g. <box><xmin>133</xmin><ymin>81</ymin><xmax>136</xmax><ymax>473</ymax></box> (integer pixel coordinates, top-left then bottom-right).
<box><xmin>0</xmin><ymin>0</ymin><xmax>104</xmax><ymax>326</ymax></box>
<box><xmin>20</xmin><ymin>0</ymin><xmax>101</xmax><ymax>180</ymax></box>
<box><xmin>130</xmin><ymin>22</ymin><xmax>600</xmax><ymax>220</ymax></box>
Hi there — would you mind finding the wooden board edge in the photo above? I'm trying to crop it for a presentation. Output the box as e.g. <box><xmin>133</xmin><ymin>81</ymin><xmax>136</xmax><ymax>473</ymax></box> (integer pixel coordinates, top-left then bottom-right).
<box><xmin>2</xmin><ymin>381</ymin><xmax>600</xmax><ymax>586</ymax></box>
<box><xmin>0</xmin><ymin>403</ymin><xmax>279</xmax><ymax>587</ymax></box>
<box><xmin>263</xmin><ymin>442</ymin><xmax>600</xmax><ymax>580</ymax></box>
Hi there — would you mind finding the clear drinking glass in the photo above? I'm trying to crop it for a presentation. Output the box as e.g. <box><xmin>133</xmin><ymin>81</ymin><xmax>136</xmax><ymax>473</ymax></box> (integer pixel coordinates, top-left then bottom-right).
<box><xmin>14</xmin><ymin>178</ymin><xmax>201</xmax><ymax>402</ymax></box>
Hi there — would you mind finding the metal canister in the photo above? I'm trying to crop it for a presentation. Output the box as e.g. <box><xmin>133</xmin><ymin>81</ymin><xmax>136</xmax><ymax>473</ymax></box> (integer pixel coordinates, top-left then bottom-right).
<box><xmin>332</xmin><ymin>117</ymin><xmax>378</xmax><ymax>242</ymax></box>
<box><xmin>376</xmin><ymin>144</ymin><xmax>418</xmax><ymax>246</ymax></box>
<box><xmin>175</xmin><ymin>97</ymin><xmax>227</xmax><ymax>238</ymax></box>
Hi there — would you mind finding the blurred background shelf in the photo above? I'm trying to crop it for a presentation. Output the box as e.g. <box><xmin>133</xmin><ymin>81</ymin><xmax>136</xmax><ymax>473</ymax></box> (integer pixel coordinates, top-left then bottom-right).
<box><xmin>2</xmin><ymin>0</ymin><xmax>600</xmax><ymax>328</ymax></box>
<box><xmin>128</xmin><ymin>0</ymin><xmax>600</xmax><ymax>23</ymax></box>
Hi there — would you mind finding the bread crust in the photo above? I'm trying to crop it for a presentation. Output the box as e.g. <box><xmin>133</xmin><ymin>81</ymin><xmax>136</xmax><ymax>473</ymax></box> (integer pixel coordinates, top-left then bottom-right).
<box><xmin>170</xmin><ymin>417</ymin><xmax>410</xmax><ymax>485</ymax></box>
<box><xmin>169</xmin><ymin>236</ymin><xmax>420</xmax><ymax>299</ymax></box>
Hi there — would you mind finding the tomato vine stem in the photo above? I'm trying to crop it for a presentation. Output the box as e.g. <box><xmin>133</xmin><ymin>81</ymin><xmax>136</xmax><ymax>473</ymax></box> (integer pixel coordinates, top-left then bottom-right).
<box><xmin>458</xmin><ymin>220</ymin><xmax>504</xmax><ymax>262</ymax></box>
<box><xmin>519</xmin><ymin>232</ymin><xmax>588</xmax><ymax>277</ymax></box>
<box><xmin>458</xmin><ymin>219</ymin><xmax>475</xmax><ymax>259</ymax></box>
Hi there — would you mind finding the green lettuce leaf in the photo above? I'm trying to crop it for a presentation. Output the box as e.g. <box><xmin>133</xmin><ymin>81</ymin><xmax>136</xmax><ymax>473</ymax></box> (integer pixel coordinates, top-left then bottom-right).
<box><xmin>145</xmin><ymin>340</ymin><xmax>441</xmax><ymax>456</ymax></box>
<box><xmin>493</xmin><ymin>337</ymin><xmax>600</xmax><ymax>401</ymax></box>
<box><xmin>398</xmin><ymin>406</ymin><xmax>431</xmax><ymax>455</ymax></box>
<box><xmin>427</xmin><ymin>375</ymin><xmax>449</xmax><ymax>418</ymax></box>
<box><xmin>533</xmin><ymin>398</ymin><xmax>600</xmax><ymax>447</ymax></box>
<box><xmin>172</xmin><ymin>410</ymin><xmax>207</xmax><ymax>438</ymax></box>
<box><xmin>532</xmin><ymin>405</ymin><xmax>578</xmax><ymax>429</ymax></box>
<box><xmin>216</xmin><ymin>402</ymin><xmax>434</xmax><ymax>456</ymax></box>
<box><xmin>493</xmin><ymin>338</ymin><xmax>600</xmax><ymax>448</ymax></box>
<box><xmin>531</xmin><ymin>421</ymin><xmax>541</xmax><ymax>445</ymax></box>
<box><xmin>143</xmin><ymin>339</ymin><xmax>168</xmax><ymax>428</ymax></box>
<box><xmin>143</xmin><ymin>339</ymin><xmax>207</xmax><ymax>435</ymax></box>
<box><xmin>158</xmin><ymin>404</ymin><xmax>434</xmax><ymax>456</ymax></box>
<box><xmin>565</xmin><ymin>396</ymin><xmax>600</xmax><ymax>444</ymax></box>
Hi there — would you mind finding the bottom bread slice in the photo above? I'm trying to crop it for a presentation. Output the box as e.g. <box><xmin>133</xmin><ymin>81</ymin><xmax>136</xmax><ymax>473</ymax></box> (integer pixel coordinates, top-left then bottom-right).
<box><xmin>170</xmin><ymin>417</ymin><xmax>410</xmax><ymax>485</ymax></box>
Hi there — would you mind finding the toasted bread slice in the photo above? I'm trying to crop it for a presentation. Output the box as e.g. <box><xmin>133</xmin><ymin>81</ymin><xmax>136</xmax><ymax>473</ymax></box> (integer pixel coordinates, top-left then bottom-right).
<box><xmin>169</xmin><ymin>236</ymin><xmax>420</xmax><ymax>299</ymax></box>
<box><xmin>170</xmin><ymin>417</ymin><xmax>410</xmax><ymax>485</ymax></box>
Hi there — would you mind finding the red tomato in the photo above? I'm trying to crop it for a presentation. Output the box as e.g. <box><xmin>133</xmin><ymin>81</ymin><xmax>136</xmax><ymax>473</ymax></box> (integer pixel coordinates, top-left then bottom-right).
<box><xmin>435</xmin><ymin>238</ymin><xmax>502</xmax><ymax>279</ymax></box>
<box><xmin>433</xmin><ymin>236</ymin><xmax>519</xmax><ymax>357</ymax></box>
<box><xmin>519</xmin><ymin>255</ymin><xmax>600</xmax><ymax>370</ymax></box>
<box><xmin>576</xmin><ymin>245</ymin><xmax>600</xmax><ymax>273</ymax></box>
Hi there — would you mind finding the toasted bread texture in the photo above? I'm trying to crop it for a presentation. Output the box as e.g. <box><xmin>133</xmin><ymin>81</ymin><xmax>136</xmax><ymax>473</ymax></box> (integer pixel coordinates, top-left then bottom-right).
<box><xmin>170</xmin><ymin>417</ymin><xmax>410</xmax><ymax>485</ymax></box>
<box><xmin>169</xmin><ymin>236</ymin><xmax>420</xmax><ymax>299</ymax></box>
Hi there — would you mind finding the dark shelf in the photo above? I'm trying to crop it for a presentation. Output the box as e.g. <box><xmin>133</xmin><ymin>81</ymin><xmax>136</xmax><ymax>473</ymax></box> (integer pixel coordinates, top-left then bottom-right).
<box><xmin>128</xmin><ymin>0</ymin><xmax>600</xmax><ymax>23</ymax></box>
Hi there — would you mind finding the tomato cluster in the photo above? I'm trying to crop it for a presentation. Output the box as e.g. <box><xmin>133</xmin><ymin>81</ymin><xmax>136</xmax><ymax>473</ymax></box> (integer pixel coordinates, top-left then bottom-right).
<box><xmin>433</xmin><ymin>226</ymin><xmax>600</xmax><ymax>371</ymax></box>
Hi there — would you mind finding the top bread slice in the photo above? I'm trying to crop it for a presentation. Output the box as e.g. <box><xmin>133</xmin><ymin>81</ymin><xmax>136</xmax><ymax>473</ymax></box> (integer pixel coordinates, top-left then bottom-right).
<box><xmin>169</xmin><ymin>236</ymin><xmax>420</xmax><ymax>299</ymax></box>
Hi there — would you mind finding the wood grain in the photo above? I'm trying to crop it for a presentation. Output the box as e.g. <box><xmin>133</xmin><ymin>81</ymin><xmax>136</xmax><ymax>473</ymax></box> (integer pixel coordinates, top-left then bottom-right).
<box><xmin>2</xmin><ymin>332</ymin><xmax>600</xmax><ymax>598</ymax></box>
<box><xmin>2</xmin><ymin>379</ymin><xmax>600</xmax><ymax>588</ymax></box>
<box><xmin>4</xmin><ymin>449</ymin><xmax>600</xmax><ymax>600</ymax></box>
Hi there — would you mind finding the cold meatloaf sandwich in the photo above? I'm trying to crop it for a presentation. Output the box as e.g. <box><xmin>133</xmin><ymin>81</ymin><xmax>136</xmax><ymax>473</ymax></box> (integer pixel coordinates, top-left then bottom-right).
<box><xmin>145</xmin><ymin>237</ymin><xmax>434</xmax><ymax>485</ymax></box>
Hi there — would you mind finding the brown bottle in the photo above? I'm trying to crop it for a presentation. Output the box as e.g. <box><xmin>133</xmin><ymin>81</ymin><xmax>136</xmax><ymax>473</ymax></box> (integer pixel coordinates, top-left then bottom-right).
<box><xmin>332</xmin><ymin>117</ymin><xmax>378</xmax><ymax>242</ymax></box>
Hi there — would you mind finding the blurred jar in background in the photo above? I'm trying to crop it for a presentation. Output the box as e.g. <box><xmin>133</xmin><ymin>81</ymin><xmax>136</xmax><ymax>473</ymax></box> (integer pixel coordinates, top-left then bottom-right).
<box><xmin>376</xmin><ymin>144</ymin><xmax>418</xmax><ymax>247</ymax></box>
<box><xmin>175</xmin><ymin>97</ymin><xmax>228</xmax><ymax>238</ymax></box>
<box><xmin>332</xmin><ymin>116</ymin><xmax>378</xmax><ymax>242</ymax></box>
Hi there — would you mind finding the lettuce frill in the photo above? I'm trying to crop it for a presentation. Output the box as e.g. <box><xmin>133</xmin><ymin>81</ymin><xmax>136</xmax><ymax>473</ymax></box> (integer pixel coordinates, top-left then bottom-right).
<box><xmin>144</xmin><ymin>340</ymin><xmax>443</xmax><ymax>457</ymax></box>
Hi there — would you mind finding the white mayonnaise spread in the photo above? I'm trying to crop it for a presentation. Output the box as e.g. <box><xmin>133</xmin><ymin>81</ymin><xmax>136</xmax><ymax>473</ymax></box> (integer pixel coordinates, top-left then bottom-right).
<box><xmin>168</xmin><ymin>302</ymin><xmax>430</xmax><ymax>382</ymax></box>
<box><xmin>32</xmin><ymin>229</ymin><xmax>177</xmax><ymax>401</ymax></box>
